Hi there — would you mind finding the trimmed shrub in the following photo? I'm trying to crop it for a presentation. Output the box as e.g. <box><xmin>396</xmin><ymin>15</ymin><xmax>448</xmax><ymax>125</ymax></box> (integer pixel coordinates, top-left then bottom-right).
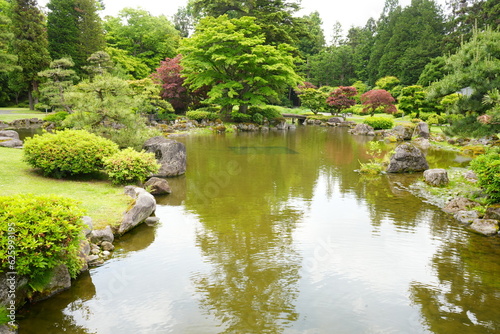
<box><xmin>44</xmin><ymin>111</ymin><xmax>69</xmax><ymax>124</ymax></box>
<box><xmin>231</xmin><ymin>112</ymin><xmax>252</xmax><ymax>123</ymax></box>
<box><xmin>470</xmin><ymin>150</ymin><xmax>500</xmax><ymax>203</ymax></box>
<box><xmin>103</xmin><ymin>148</ymin><xmax>160</xmax><ymax>185</ymax></box>
<box><xmin>23</xmin><ymin>129</ymin><xmax>119</xmax><ymax>178</ymax></box>
<box><xmin>247</xmin><ymin>105</ymin><xmax>282</xmax><ymax>120</ymax></box>
<box><xmin>186</xmin><ymin>109</ymin><xmax>220</xmax><ymax>122</ymax></box>
<box><xmin>363</xmin><ymin>116</ymin><xmax>395</xmax><ymax>130</ymax></box>
<box><xmin>0</xmin><ymin>194</ymin><xmax>86</xmax><ymax>279</ymax></box>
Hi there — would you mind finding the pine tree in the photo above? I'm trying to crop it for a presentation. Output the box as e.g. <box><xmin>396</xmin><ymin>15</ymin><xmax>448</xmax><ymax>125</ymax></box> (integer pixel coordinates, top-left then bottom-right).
<box><xmin>11</xmin><ymin>0</ymin><xmax>51</xmax><ymax>109</ymax></box>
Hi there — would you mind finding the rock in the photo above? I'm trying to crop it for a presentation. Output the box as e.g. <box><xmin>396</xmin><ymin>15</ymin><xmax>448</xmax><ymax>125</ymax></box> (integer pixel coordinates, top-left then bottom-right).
<box><xmin>102</xmin><ymin>251</ymin><xmax>111</xmax><ymax>258</ymax></box>
<box><xmin>79</xmin><ymin>239</ymin><xmax>91</xmax><ymax>272</ymax></box>
<box><xmin>0</xmin><ymin>139</ymin><xmax>23</xmax><ymax>148</ymax></box>
<box><xmin>90</xmin><ymin>243</ymin><xmax>101</xmax><ymax>255</ymax></box>
<box><xmin>143</xmin><ymin>136</ymin><xmax>186</xmax><ymax>177</ymax></box>
<box><xmin>144</xmin><ymin>177</ymin><xmax>171</xmax><ymax>195</ymax></box>
<box><xmin>145</xmin><ymin>216</ymin><xmax>160</xmax><ymax>226</ymax></box>
<box><xmin>412</xmin><ymin>138</ymin><xmax>431</xmax><ymax>150</ymax></box>
<box><xmin>90</xmin><ymin>226</ymin><xmax>114</xmax><ymax>244</ymax></box>
<box><xmin>236</xmin><ymin>123</ymin><xmax>259</xmax><ymax>131</ymax></box>
<box><xmin>82</xmin><ymin>216</ymin><xmax>93</xmax><ymax>238</ymax></box>
<box><xmin>443</xmin><ymin>197</ymin><xmax>478</xmax><ymax>214</ymax></box>
<box><xmin>0</xmin><ymin>272</ymin><xmax>29</xmax><ymax>310</ymax></box>
<box><xmin>454</xmin><ymin>210</ymin><xmax>479</xmax><ymax>225</ymax></box>
<box><xmin>30</xmin><ymin>265</ymin><xmax>71</xmax><ymax>303</ymax></box>
<box><xmin>423</xmin><ymin>169</ymin><xmax>449</xmax><ymax>186</ymax></box>
<box><xmin>0</xmin><ymin>130</ymin><xmax>19</xmax><ymax>140</ymax></box>
<box><xmin>328</xmin><ymin>117</ymin><xmax>344</xmax><ymax>124</ymax></box>
<box><xmin>484</xmin><ymin>207</ymin><xmax>500</xmax><ymax>220</ymax></box>
<box><xmin>414</xmin><ymin>122</ymin><xmax>430</xmax><ymax>139</ymax></box>
<box><xmin>386</xmin><ymin>143</ymin><xmax>429</xmax><ymax>173</ymax></box>
<box><xmin>463</xmin><ymin>170</ymin><xmax>478</xmax><ymax>183</ymax></box>
<box><xmin>87</xmin><ymin>254</ymin><xmax>101</xmax><ymax>265</ymax></box>
<box><xmin>118</xmin><ymin>186</ymin><xmax>156</xmax><ymax>235</ymax></box>
<box><xmin>275</xmin><ymin>120</ymin><xmax>287</xmax><ymax>130</ymax></box>
<box><xmin>390</xmin><ymin>125</ymin><xmax>413</xmax><ymax>141</ymax></box>
<box><xmin>101</xmin><ymin>241</ymin><xmax>115</xmax><ymax>251</ymax></box>
<box><xmin>287</xmin><ymin>124</ymin><xmax>296</xmax><ymax>130</ymax></box>
<box><xmin>351</xmin><ymin>123</ymin><xmax>375</xmax><ymax>136</ymax></box>
<box><xmin>469</xmin><ymin>219</ymin><xmax>499</xmax><ymax>236</ymax></box>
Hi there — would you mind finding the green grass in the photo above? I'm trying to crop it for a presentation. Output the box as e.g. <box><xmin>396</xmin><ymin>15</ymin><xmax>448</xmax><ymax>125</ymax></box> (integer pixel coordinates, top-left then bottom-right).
<box><xmin>0</xmin><ymin>108</ymin><xmax>50</xmax><ymax>123</ymax></box>
<box><xmin>0</xmin><ymin>147</ymin><xmax>131</xmax><ymax>230</ymax></box>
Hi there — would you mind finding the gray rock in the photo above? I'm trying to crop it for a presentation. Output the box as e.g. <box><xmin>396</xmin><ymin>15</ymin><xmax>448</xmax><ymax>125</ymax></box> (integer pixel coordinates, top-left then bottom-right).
<box><xmin>0</xmin><ymin>130</ymin><xmax>19</xmax><ymax>140</ymax></box>
<box><xmin>90</xmin><ymin>243</ymin><xmax>100</xmax><ymax>255</ymax></box>
<box><xmin>143</xmin><ymin>136</ymin><xmax>186</xmax><ymax>177</ymax></box>
<box><xmin>386</xmin><ymin>143</ymin><xmax>429</xmax><ymax>173</ymax></box>
<box><xmin>0</xmin><ymin>272</ymin><xmax>29</xmax><ymax>309</ymax></box>
<box><xmin>351</xmin><ymin>123</ymin><xmax>375</xmax><ymax>136</ymax></box>
<box><xmin>101</xmin><ymin>241</ymin><xmax>115</xmax><ymax>251</ymax></box>
<box><xmin>144</xmin><ymin>177</ymin><xmax>171</xmax><ymax>195</ymax></box>
<box><xmin>485</xmin><ymin>207</ymin><xmax>500</xmax><ymax>220</ymax></box>
<box><xmin>0</xmin><ymin>139</ymin><xmax>23</xmax><ymax>148</ymax></box>
<box><xmin>145</xmin><ymin>216</ymin><xmax>160</xmax><ymax>226</ymax></box>
<box><xmin>463</xmin><ymin>170</ymin><xmax>478</xmax><ymax>183</ymax></box>
<box><xmin>454</xmin><ymin>210</ymin><xmax>479</xmax><ymax>225</ymax></box>
<box><xmin>82</xmin><ymin>216</ymin><xmax>93</xmax><ymax>238</ymax></box>
<box><xmin>79</xmin><ymin>239</ymin><xmax>91</xmax><ymax>272</ymax></box>
<box><xmin>414</xmin><ymin>122</ymin><xmax>430</xmax><ymax>139</ymax></box>
<box><xmin>412</xmin><ymin>138</ymin><xmax>431</xmax><ymax>150</ymax></box>
<box><xmin>90</xmin><ymin>226</ymin><xmax>114</xmax><ymax>244</ymax></box>
<box><xmin>443</xmin><ymin>197</ymin><xmax>478</xmax><ymax>214</ymax></box>
<box><xmin>328</xmin><ymin>117</ymin><xmax>344</xmax><ymax>124</ymax></box>
<box><xmin>391</xmin><ymin>125</ymin><xmax>413</xmax><ymax>141</ymax></box>
<box><xmin>118</xmin><ymin>186</ymin><xmax>156</xmax><ymax>235</ymax></box>
<box><xmin>423</xmin><ymin>169</ymin><xmax>449</xmax><ymax>186</ymax></box>
<box><xmin>469</xmin><ymin>219</ymin><xmax>499</xmax><ymax>236</ymax></box>
<box><xmin>30</xmin><ymin>265</ymin><xmax>71</xmax><ymax>303</ymax></box>
<box><xmin>102</xmin><ymin>251</ymin><xmax>111</xmax><ymax>258</ymax></box>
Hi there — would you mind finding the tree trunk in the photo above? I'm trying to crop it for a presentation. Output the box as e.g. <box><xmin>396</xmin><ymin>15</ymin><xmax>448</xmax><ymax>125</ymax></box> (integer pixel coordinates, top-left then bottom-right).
<box><xmin>220</xmin><ymin>105</ymin><xmax>233</xmax><ymax>121</ymax></box>
<box><xmin>238</xmin><ymin>104</ymin><xmax>249</xmax><ymax>114</ymax></box>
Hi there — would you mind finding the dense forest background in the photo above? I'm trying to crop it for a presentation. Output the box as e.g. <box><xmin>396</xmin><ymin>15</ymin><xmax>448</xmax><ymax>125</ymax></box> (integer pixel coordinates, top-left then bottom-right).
<box><xmin>0</xmin><ymin>0</ymin><xmax>499</xmax><ymax>136</ymax></box>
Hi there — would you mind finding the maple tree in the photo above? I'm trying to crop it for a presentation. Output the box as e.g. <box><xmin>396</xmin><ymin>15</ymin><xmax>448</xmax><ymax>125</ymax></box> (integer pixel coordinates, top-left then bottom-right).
<box><xmin>326</xmin><ymin>86</ymin><xmax>357</xmax><ymax>115</ymax></box>
<box><xmin>360</xmin><ymin>89</ymin><xmax>396</xmax><ymax>116</ymax></box>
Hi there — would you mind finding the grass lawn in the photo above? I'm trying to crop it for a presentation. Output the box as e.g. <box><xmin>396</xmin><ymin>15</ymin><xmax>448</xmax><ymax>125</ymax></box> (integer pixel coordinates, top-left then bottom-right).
<box><xmin>0</xmin><ymin>147</ymin><xmax>131</xmax><ymax>230</ymax></box>
<box><xmin>0</xmin><ymin>108</ymin><xmax>49</xmax><ymax>123</ymax></box>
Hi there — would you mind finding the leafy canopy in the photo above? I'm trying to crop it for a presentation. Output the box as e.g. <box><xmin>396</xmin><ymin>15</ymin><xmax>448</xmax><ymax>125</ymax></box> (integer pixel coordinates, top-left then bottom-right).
<box><xmin>180</xmin><ymin>15</ymin><xmax>301</xmax><ymax>114</ymax></box>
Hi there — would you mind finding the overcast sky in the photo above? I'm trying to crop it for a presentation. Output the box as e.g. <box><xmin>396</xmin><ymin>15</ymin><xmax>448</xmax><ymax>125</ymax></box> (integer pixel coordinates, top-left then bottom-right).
<box><xmin>37</xmin><ymin>0</ymin><xmax>449</xmax><ymax>42</ymax></box>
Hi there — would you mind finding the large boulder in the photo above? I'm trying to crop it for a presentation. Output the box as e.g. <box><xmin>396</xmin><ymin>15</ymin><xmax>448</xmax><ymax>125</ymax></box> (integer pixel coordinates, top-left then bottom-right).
<box><xmin>390</xmin><ymin>125</ymin><xmax>413</xmax><ymax>141</ymax></box>
<box><xmin>351</xmin><ymin>123</ymin><xmax>375</xmax><ymax>136</ymax></box>
<box><xmin>0</xmin><ymin>130</ymin><xmax>22</xmax><ymax>148</ymax></box>
<box><xmin>443</xmin><ymin>197</ymin><xmax>478</xmax><ymax>214</ymax></box>
<box><xmin>484</xmin><ymin>206</ymin><xmax>500</xmax><ymax>220</ymax></box>
<box><xmin>414</xmin><ymin>122</ymin><xmax>430</xmax><ymax>139</ymax></box>
<box><xmin>90</xmin><ymin>226</ymin><xmax>114</xmax><ymax>244</ymax></box>
<box><xmin>144</xmin><ymin>177</ymin><xmax>171</xmax><ymax>195</ymax></box>
<box><xmin>118</xmin><ymin>186</ymin><xmax>156</xmax><ymax>235</ymax></box>
<box><xmin>469</xmin><ymin>219</ymin><xmax>499</xmax><ymax>236</ymax></box>
<box><xmin>386</xmin><ymin>143</ymin><xmax>429</xmax><ymax>173</ymax></box>
<box><xmin>30</xmin><ymin>264</ymin><xmax>71</xmax><ymax>303</ymax></box>
<box><xmin>143</xmin><ymin>136</ymin><xmax>186</xmax><ymax>177</ymax></box>
<box><xmin>423</xmin><ymin>169</ymin><xmax>449</xmax><ymax>187</ymax></box>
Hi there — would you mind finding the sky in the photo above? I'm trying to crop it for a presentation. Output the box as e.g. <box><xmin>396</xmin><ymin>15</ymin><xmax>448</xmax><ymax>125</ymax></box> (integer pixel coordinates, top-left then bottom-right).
<box><xmin>37</xmin><ymin>0</ymin><xmax>449</xmax><ymax>42</ymax></box>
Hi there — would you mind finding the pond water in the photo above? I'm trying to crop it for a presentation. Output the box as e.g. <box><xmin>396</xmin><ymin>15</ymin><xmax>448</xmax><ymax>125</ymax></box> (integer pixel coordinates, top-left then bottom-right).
<box><xmin>18</xmin><ymin>126</ymin><xmax>500</xmax><ymax>333</ymax></box>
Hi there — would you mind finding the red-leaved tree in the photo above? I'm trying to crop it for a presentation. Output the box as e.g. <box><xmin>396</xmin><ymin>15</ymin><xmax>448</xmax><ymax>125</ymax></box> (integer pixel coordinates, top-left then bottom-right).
<box><xmin>153</xmin><ymin>55</ymin><xmax>188</xmax><ymax>112</ymax></box>
<box><xmin>360</xmin><ymin>89</ymin><xmax>397</xmax><ymax>116</ymax></box>
<box><xmin>326</xmin><ymin>86</ymin><xmax>357</xmax><ymax>115</ymax></box>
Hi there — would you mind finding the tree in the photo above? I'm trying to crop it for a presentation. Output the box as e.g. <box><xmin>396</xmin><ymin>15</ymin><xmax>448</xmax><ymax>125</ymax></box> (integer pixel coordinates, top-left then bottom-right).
<box><xmin>397</xmin><ymin>85</ymin><xmax>428</xmax><ymax>118</ymax></box>
<box><xmin>173</xmin><ymin>6</ymin><xmax>194</xmax><ymax>38</ymax></box>
<box><xmin>297</xmin><ymin>11</ymin><xmax>325</xmax><ymax>57</ymax></box>
<box><xmin>11</xmin><ymin>0</ymin><xmax>51</xmax><ymax>110</ymax></box>
<box><xmin>153</xmin><ymin>55</ymin><xmax>190</xmax><ymax>112</ymax></box>
<box><xmin>297</xmin><ymin>88</ymin><xmax>327</xmax><ymax>115</ymax></box>
<box><xmin>0</xmin><ymin>0</ymin><xmax>19</xmax><ymax>73</ymax></box>
<box><xmin>83</xmin><ymin>50</ymin><xmax>114</xmax><ymax>78</ymax></box>
<box><xmin>309</xmin><ymin>46</ymin><xmax>356</xmax><ymax>87</ymax></box>
<box><xmin>326</xmin><ymin>86</ymin><xmax>358</xmax><ymax>115</ymax></box>
<box><xmin>104</xmin><ymin>8</ymin><xmax>180</xmax><ymax>73</ymax></box>
<box><xmin>361</xmin><ymin>89</ymin><xmax>397</xmax><ymax>116</ymax></box>
<box><xmin>417</xmin><ymin>56</ymin><xmax>447</xmax><ymax>86</ymax></box>
<box><xmin>180</xmin><ymin>15</ymin><xmax>301</xmax><ymax>115</ymax></box>
<box><xmin>38</xmin><ymin>57</ymin><xmax>78</xmax><ymax>112</ymax></box>
<box><xmin>346</xmin><ymin>20</ymin><xmax>375</xmax><ymax>82</ymax></box>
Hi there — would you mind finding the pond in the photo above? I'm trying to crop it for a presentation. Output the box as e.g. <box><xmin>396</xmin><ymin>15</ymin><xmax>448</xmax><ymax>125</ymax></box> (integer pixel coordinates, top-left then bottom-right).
<box><xmin>18</xmin><ymin>126</ymin><xmax>500</xmax><ymax>333</ymax></box>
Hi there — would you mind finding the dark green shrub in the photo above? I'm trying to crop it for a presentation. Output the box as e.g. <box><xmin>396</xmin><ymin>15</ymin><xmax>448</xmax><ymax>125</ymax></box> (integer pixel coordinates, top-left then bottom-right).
<box><xmin>0</xmin><ymin>194</ymin><xmax>86</xmax><ymax>279</ymax></box>
<box><xmin>444</xmin><ymin>115</ymin><xmax>500</xmax><ymax>137</ymax></box>
<box><xmin>231</xmin><ymin>112</ymin><xmax>252</xmax><ymax>123</ymax></box>
<box><xmin>247</xmin><ymin>106</ymin><xmax>282</xmax><ymax>120</ymax></box>
<box><xmin>23</xmin><ymin>129</ymin><xmax>119</xmax><ymax>178</ymax></box>
<box><xmin>186</xmin><ymin>110</ymin><xmax>220</xmax><ymax>121</ymax></box>
<box><xmin>252</xmin><ymin>113</ymin><xmax>264</xmax><ymax>124</ymax></box>
<box><xmin>363</xmin><ymin>116</ymin><xmax>395</xmax><ymax>130</ymax></box>
<box><xmin>103</xmin><ymin>148</ymin><xmax>160</xmax><ymax>185</ymax></box>
<box><xmin>470</xmin><ymin>150</ymin><xmax>500</xmax><ymax>203</ymax></box>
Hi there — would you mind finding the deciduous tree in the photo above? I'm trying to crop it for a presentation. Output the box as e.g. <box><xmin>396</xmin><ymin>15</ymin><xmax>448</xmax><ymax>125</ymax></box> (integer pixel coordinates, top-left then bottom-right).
<box><xmin>361</xmin><ymin>89</ymin><xmax>397</xmax><ymax>116</ymax></box>
<box><xmin>326</xmin><ymin>86</ymin><xmax>358</xmax><ymax>115</ymax></box>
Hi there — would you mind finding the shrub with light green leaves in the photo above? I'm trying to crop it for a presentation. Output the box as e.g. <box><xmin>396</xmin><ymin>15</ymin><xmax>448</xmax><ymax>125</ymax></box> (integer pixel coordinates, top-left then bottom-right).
<box><xmin>0</xmin><ymin>194</ymin><xmax>86</xmax><ymax>280</ymax></box>
<box><xmin>363</xmin><ymin>116</ymin><xmax>394</xmax><ymax>130</ymax></box>
<box><xmin>23</xmin><ymin>129</ymin><xmax>119</xmax><ymax>178</ymax></box>
<box><xmin>470</xmin><ymin>150</ymin><xmax>500</xmax><ymax>203</ymax></box>
<box><xmin>103</xmin><ymin>148</ymin><xmax>160</xmax><ymax>185</ymax></box>
<box><xmin>186</xmin><ymin>110</ymin><xmax>220</xmax><ymax>122</ymax></box>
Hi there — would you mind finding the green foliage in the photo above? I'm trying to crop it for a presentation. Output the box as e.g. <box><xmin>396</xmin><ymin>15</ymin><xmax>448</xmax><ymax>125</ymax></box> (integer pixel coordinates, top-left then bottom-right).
<box><xmin>363</xmin><ymin>116</ymin><xmax>395</xmax><ymax>130</ymax></box>
<box><xmin>426</xmin><ymin>113</ymin><xmax>446</xmax><ymax>125</ymax></box>
<box><xmin>38</xmin><ymin>58</ymin><xmax>78</xmax><ymax>112</ymax></box>
<box><xmin>470</xmin><ymin>150</ymin><xmax>500</xmax><ymax>203</ymax></box>
<box><xmin>0</xmin><ymin>194</ymin><xmax>86</xmax><ymax>279</ymax></box>
<box><xmin>103</xmin><ymin>148</ymin><xmax>160</xmax><ymax>185</ymax></box>
<box><xmin>186</xmin><ymin>110</ymin><xmax>220</xmax><ymax>121</ymax></box>
<box><xmin>43</xmin><ymin>111</ymin><xmax>69</xmax><ymax>128</ymax></box>
<box><xmin>180</xmin><ymin>15</ymin><xmax>301</xmax><ymax>115</ymax></box>
<box><xmin>231</xmin><ymin>112</ymin><xmax>252</xmax><ymax>123</ymax></box>
<box><xmin>297</xmin><ymin>88</ymin><xmax>328</xmax><ymax>114</ymax></box>
<box><xmin>443</xmin><ymin>115</ymin><xmax>500</xmax><ymax>138</ymax></box>
<box><xmin>397</xmin><ymin>85</ymin><xmax>428</xmax><ymax>118</ymax></box>
<box><xmin>358</xmin><ymin>141</ymin><xmax>389</xmax><ymax>174</ymax></box>
<box><xmin>23</xmin><ymin>129</ymin><xmax>119</xmax><ymax>178</ymax></box>
<box><xmin>247</xmin><ymin>105</ymin><xmax>282</xmax><ymax>120</ymax></box>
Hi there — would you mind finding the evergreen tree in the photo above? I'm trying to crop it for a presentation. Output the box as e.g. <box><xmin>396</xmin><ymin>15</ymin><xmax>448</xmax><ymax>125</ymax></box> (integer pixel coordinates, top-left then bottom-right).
<box><xmin>346</xmin><ymin>18</ymin><xmax>375</xmax><ymax>83</ymax></box>
<box><xmin>0</xmin><ymin>0</ymin><xmax>19</xmax><ymax>73</ymax></box>
<box><xmin>11</xmin><ymin>0</ymin><xmax>51</xmax><ymax>109</ymax></box>
<box><xmin>38</xmin><ymin>57</ymin><xmax>78</xmax><ymax>112</ymax></box>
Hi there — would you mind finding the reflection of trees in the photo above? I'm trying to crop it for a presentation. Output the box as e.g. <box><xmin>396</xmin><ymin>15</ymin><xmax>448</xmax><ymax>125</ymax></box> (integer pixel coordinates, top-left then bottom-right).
<box><xmin>410</xmin><ymin>227</ymin><xmax>500</xmax><ymax>333</ymax></box>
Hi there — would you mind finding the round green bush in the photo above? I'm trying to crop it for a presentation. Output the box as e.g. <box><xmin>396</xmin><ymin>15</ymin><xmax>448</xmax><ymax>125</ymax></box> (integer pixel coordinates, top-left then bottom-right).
<box><xmin>0</xmin><ymin>194</ymin><xmax>86</xmax><ymax>279</ymax></box>
<box><xmin>231</xmin><ymin>112</ymin><xmax>252</xmax><ymax>123</ymax></box>
<box><xmin>470</xmin><ymin>151</ymin><xmax>500</xmax><ymax>203</ymax></box>
<box><xmin>23</xmin><ymin>129</ymin><xmax>119</xmax><ymax>178</ymax></box>
<box><xmin>186</xmin><ymin>110</ymin><xmax>220</xmax><ymax>122</ymax></box>
<box><xmin>103</xmin><ymin>148</ymin><xmax>160</xmax><ymax>185</ymax></box>
<box><xmin>363</xmin><ymin>116</ymin><xmax>395</xmax><ymax>130</ymax></box>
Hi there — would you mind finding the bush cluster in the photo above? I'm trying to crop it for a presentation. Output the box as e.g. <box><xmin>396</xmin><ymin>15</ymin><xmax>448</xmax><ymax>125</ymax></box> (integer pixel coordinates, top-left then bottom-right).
<box><xmin>0</xmin><ymin>194</ymin><xmax>86</xmax><ymax>279</ymax></box>
<box><xmin>363</xmin><ymin>116</ymin><xmax>395</xmax><ymax>130</ymax></box>
<box><xmin>186</xmin><ymin>109</ymin><xmax>220</xmax><ymax>122</ymax></box>
<box><xmin>103</xmin><ymin>148</ymin><xmax>160</xmax><ymax>185</ymax></box>
<box><xmin>470</xmin><ymin>150</ymin><xmax>500</xmax><ymax>203</ymax></box>
<box><xmin>247</xmin><ymin>105</ymin><xmax>282</xmax><ymax>120</ymax></box>
<box><xmin>23</xmin><ymin>129</ymin><xmax>119</xmax><ymax>178</ymax></box>
<box><xmin>231</xmin><ymin>112</ymin><xmax>252</xmax><ymax>123</ymax></box>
